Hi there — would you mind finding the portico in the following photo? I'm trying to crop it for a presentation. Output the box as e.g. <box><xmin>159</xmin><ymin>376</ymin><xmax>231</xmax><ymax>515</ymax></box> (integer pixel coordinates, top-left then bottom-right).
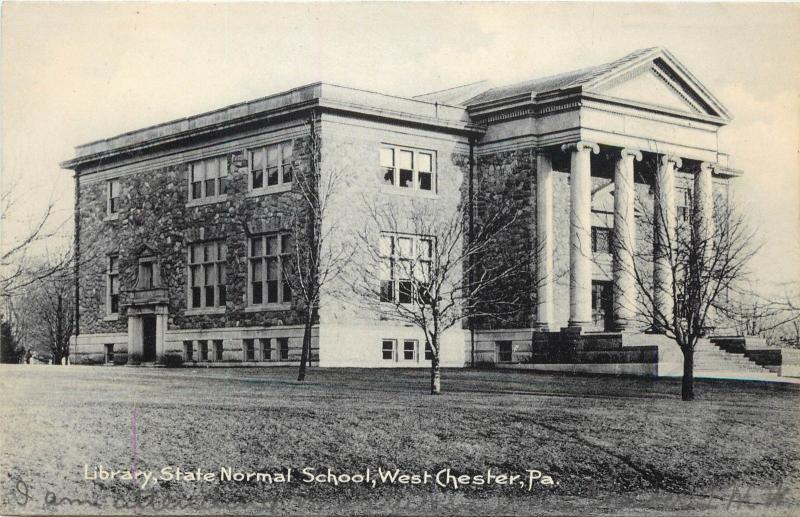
<box><xmin>533</xmin><ymin>143</ymin><xmax>718</xmax><ymax>333</ymax></box>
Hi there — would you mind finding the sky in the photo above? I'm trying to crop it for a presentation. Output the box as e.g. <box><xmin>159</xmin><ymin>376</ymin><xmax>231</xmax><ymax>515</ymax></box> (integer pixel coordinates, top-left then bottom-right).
<box><xmin>1</xmin><ymin>2</ymin><xmax>798</xmax><ymax>289</ymax></box>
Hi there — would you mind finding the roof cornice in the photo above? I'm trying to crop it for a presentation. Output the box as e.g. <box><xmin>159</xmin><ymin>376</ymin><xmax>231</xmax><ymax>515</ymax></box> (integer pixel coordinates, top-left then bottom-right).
<box><xmin>61</xmin><ymin>83</ymin><xmax>483</xmax><ymax>171</ymax></box>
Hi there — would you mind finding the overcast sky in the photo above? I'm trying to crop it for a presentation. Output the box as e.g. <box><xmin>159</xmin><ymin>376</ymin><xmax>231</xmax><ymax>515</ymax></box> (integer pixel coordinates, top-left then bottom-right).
<box><xmin>2</xmin><ymin>2</ymin><xmax>798</xmax><ymax>289</ymax></box>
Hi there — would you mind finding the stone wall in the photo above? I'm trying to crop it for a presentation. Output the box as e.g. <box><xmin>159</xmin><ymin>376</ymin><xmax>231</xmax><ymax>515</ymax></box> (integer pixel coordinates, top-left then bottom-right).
<box><xmin>471</xmin><ymin>147</ymin><xmax>535</xmax><ymax>330</ymax></box>
<box><xmin>76</xmin><ymin>125</ymin><xmax>314</xmax><ymax>338</ymax></box>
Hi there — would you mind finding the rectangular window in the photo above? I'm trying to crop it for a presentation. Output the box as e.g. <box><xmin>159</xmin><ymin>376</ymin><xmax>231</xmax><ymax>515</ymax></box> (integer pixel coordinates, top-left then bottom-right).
<box><xmin>382</xmin><ymin>340</ymin><xmax>396</xmax><ymax>361</ymax></box>
<box><xmin>425</xmin><ymin>342</ymin><xmax>433</xmax><ymax>361</ymax></box>
<box><xmin>496</xmin><ymin>341</ymin><xmax>513</xmax><ymax>363</ymax></box>
<box><xmin>249</xmin><ymin>233</ymin><xmax>292</xmax><ymax>306</ymax></box>
<box><xmin>380</xmin><ymin>233</ymin><xmax>433</xmax><ymax>304</ymax></box>
<box><xmin>260</xmin><ymin>338</ymin><xmax>272</xmax><ymax>361</ymax></box>
<box><xmin>198</xmin><ymin>340</ymin><xmax>209</xmax><ymax>361</ymax></box>
<box><xmin>139</xmin><ymin>261</ymin><xmax>154</xmax><ymax>289</ymax></box>
<box><xmin>107</xmin><ymin>255</ymin><xmax>119</xmax><ymax>315</ymax></box>
<box><xmin>213</xmin><ymin>340</ymin><xmax>223</xmax><ymax>361</ymax></box>
<box><xmin>591</xmin><ymin>226</ymin><xmax>612</xmax><ymax>254</ymax></box>
<box><xmin>250</xmin><ymin>141</ymin><xmax>293</xmax><ymax>191</ymax></box>
<box><xmin>403</xmin><ymin>340</ymin><xmax>417</xmax><ymax>361</ymax></box>
<box><xmin>243</xmin><ymin>339</ymin><xmax>255</xmax><ymax>361</ymax></box>
<box><xmin>104</xmin><ymin>344</ymin><xmax>114</xmax><ymax>364</ymax></box>
<box><xmin>379</xmin><ymin>145</ymin><xmax>435</xmax><ymax>192</ymax></box>
<box><xmin>107</xmin><ymin>179</ymin><xmax>121</xmax><ymax>215</ymax></box>
<box><xmin>278</xmin><ymin>338</ymin><xmax>289</xmax><ymax>361</ymax></box>
<box><xmin>184</xmin><ymin>340</ymin><xmax>194</xmax><ymax>362</ymax></box>
<box><xmin>188</xmin><ymin>241</ymin><xmax>227</xmax><ymax>309</ymax></box>
<box><xmin>677</xmin><ymin>187</ymin><xmax>691</xmax><ymax>222</ymax></box>
<box><xmin>189</xmin><ymin>156</ymin><xmax>228</xmax><ymax>201</ymax></box>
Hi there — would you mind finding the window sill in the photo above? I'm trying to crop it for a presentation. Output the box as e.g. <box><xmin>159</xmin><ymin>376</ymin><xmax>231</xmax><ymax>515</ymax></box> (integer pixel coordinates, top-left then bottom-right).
<box><xmin>246</xmin><ymin>184</ymin><xmax>292</xmax><ymax>198</ymax></box>
<box><xmin>103</xmin><ymin>314</ymin><xmax>120</xmax><ymax>322</ymax></box>
<box><xmin>245</xmin><ymin>303</ymin><xmax>292</xmax><ymax>313</ymax></box>
<box><xmin>378</xmin><ymin>186</ymin><xmax>438</xmax><ymax>199</ymax></box>
<box><xmin>104</xmin><ymin>213</ymin><xmax>120</xmax><ymax>222</ymax></box>
<box><xmin>184</xmin><ymin>307</ymin><xmax>226</xmax><ymax>316</ymax></box>
<box><xmin>186</xmin><ymin>195</ymin><xmax>228</xmax><ymax>208</ymax></box>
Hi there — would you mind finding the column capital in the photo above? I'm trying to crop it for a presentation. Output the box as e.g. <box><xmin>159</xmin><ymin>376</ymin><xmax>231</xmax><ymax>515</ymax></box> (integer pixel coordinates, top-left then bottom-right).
<box><xmin>699</xmin><ymin>161</ymin><xmax>716</xmax><ymax>173</ymax></box>
<box><xmin>620</xmin><ymin>148</ymin><xmax>643</xmax><ymax>161</ymax></box>
<box><xmin>659</xmin><ymin>154</ymin><xmax>682</xmax><ymax>169</ymax></box>
<box><xmin>561</xmin><ymin>141</ymin><xmax>600</xmax><ymax>155</ymax></box>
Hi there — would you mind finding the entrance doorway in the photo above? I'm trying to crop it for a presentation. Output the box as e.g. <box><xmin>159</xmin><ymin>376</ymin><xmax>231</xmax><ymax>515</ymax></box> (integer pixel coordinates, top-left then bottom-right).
<box><xmin>142</xmin><ymin>315</ymin><xmax>156</xmax><ymax>362</ymax></box>
<box><xmin>592</xmin><ymin>281</ymin><xmax>614</xmax><ymax>331</ymax></box>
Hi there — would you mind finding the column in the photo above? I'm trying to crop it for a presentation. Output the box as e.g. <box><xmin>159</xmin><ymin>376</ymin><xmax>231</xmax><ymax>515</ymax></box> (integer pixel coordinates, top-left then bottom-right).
<box><xmin>653</xmin><ymin>155</ymin><xmax>681</xmax><ymax>331</ymax></box>
<box><xmin>127</xmin><ymin>314</ymin><xmax>143</xmax><ymax>362</ymax></box>
<box><xmin>535</xmin><ymin>150</ymin><xmax>554</xmax><ymax>330</ymax></box>
<box><xmin>561</xmin><ymin>140</ymin><xmax>599</xmax><ymax>328</ymax></box>
<box><xmin>694</xmin><ymin>162</ymin><xmax>715</xmax><ymax>252</ymax></box>
<box><xmin>612</xmin><ymin>148</ymin><xmax>642</xmax><ymax>330</ymax></box>
<box><xmin>155</xmin><ymin>310</ymin><xmax>167</xmax><ymax>362</ymax></box>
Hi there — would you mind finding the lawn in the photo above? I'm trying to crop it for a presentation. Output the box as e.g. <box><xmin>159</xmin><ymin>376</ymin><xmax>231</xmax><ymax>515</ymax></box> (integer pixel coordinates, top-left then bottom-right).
<box><xmin>0</xmin><ymin>365</ymin><xmax>798</xmax><ymax>516</ymax></box>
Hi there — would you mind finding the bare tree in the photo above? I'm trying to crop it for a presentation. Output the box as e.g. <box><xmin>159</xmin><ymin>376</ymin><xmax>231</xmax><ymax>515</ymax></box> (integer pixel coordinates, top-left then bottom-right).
<box><xmin>349</xmin><ymin>193</ymin><xmax>527</xmax><ymax>394</ymax></box>
<box><xmin>19</xmin><ymin>257</ymin><xmax>75</xmax><ymax>365</ymax></box>
<box><xmin>287</xmin><ymin>113</ymin><xmax>352</xmax><ymax>382</ymax></box>
<box><xmin>616</xmin><ymin>157</ymin><xmax>757</xmax><ymax>401</ymax></box>
<box><xmin>0</xmin><ymin>179</ymin><xmax>70</xmax><ymax>298</ymax></box>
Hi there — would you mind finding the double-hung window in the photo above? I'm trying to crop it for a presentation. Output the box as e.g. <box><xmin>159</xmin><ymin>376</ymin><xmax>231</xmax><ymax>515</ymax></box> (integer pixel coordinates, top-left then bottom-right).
<box><xmin>382</xmin><ymin>340</ymin><xmax>396</xmax><ymax>361</ymax></box>
<box><xmin>188</xmin><ymin>241</ymin><xmax>227</xmax><ymax>309</ymax></box>
<box><xmin>403</xmin><ymin>340</ymin><xmax>417</xmax><ymax>361</ymax></box>
<box><xmin>677</xmin><ymin>187</ymin><xmax>691</xmax><ymax>222</ymax></box>
<box><xmin>249</xmin><ymin>233</ymin><xmax>292</xmax><ymax>306</ymax></box>
<box><xmin>107</xmin><ymin>179</ymin><xmax>121</xmax><ymax>215</ymax></box>
<box><xmin>380</xmin><ymin>146</ymin><xmax>435</xmax><ymax>192</ymax></box>
<box><xmin>250</xmin><ymin>141</ymin><xmax>293</xmax><ymax>190</ymax></box>
<box><xmin>379</xmin><ymin>233</ymin><xmax>433</xmax><ymax>304</ymax></box>
<box><xmin>107</xmin><ymin>255</ymin><xmax>119</xmax><ymax>315</ymax></box>
<box><xmin>190</xmin><ymin>156</ymin><xmax>228</xmax><ymax>201</ymax></box>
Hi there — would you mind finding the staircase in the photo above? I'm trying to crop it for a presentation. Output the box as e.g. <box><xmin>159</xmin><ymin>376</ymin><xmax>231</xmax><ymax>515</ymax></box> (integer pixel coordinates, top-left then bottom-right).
<box><xmin>693</xmin><ymin>338</ymin><xmax>779</xmax><ymax>380</ymax></box>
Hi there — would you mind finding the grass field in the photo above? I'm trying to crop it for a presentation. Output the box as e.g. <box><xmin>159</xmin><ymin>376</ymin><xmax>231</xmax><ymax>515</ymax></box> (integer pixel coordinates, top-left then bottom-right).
<box><xmin>0</xmin><ymin>365</ymin><xmax>798</xmax><ymax>516</ymax></box>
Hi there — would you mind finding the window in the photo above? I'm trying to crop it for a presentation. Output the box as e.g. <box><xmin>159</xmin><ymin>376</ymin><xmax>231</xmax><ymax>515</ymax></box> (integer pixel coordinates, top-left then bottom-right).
<box><xmin>138</xmin><ymin>260</ymin><xmax>155</xmax><ymax>289</ymax></box>
<box><xmin>249</xmin><ymin>233</ymin><xmax>292</xmax><ymax>305</ymax></box>
<box><xmin>591</xmin><ymin>226</ymin><xmax>612</xmax><ymax>254</ymax></box>
<box><xmin>425</xmin><ymin>343</ymin><xmax>433</xmax><ymax>361</ymax></box>
<box><xmin>382</xmin><ymin>340</ymin><xmax>396</xmax><ymax>361</ymax></box>
<box><xmin>107</xmin><ymin>255</ymin><xmax>119</xmax><ymax>315</ymax></box>
<box><xmin>188</xmin><ymin>241</ymin><xmax>227</xmax><ymax>309</ymax></box>
<box><xmin>496</xmin><ymin>341</ymin><xmax>513</xmax><ymax>363</ymax></box>
<box><xmin>379</xmin><ymin>234</ymin><xmax>433</xmax><ymax>304</ymax></box>
<box><xmin>380</xmin><ymin>145</ymin><xmax>435</xmax><ymax>192</ymax></box>
<box><xmin>263</xmin><ymin>338</ymin><xmax>272</xmax><ymax>361</ymax></box>
<box><xmin>213</xmin><ymin>340</ymin><xmax>223</xmax><ymax>361</ymax></box>
<box><xmin>250</xmin><ymin>141</ymin><xmax>293</xmax><ymax>190</ymax></box>
<box><xmin>189</xmin><ymin>156</ymin><xmax>228</xmax><ymax>201</ymax></box>
<box><xmin>107</xmin><ymin>179</ymin><xmax>121</xmax><ymax>215</ymax></box>
<box><xmin>243</xmin><ymin>339</ymin><xmax>255</xmax><ymax>361</ymax></box>
<box><xmin>403</xmin><ymin>340</ymin><xmax>417</xmax><ymax>361</ymax></box>
<box><xmin>198</xmin><ymin>340</ymin><xmax>209</xmax><ymax>361</ymax></box>
<box><xmin>184</xmin><ymin>341</ymin><xmax>194</xmax><ymax>362</ymax></box>
<box><xmin>104</xmin><ymin>344</ymin><xmax>114</xmax><ymax>364</ymax></box>
<box><xmin>278</xmin><ymin>338</ymin><xmax>289</xmax><ymax>361</ymax></box>
<box><xmin>677</xmin><ymin>187</ymin><xmax>691</xmax><ymax>222</ymax></box>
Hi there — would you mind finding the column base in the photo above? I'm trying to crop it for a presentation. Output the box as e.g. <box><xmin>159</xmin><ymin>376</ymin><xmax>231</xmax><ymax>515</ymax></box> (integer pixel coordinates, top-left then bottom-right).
<box><xmin>566</xmin><ymin>322</ymin><xmax>591</xmax><ymax>331</ymax></box>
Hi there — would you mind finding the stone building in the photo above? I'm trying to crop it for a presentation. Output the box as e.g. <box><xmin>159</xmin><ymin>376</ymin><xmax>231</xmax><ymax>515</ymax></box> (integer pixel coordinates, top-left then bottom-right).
<box><xmin>61</xmin><ymin>47</ymin><xmax>748</xmax><ymax>373</ymax></box>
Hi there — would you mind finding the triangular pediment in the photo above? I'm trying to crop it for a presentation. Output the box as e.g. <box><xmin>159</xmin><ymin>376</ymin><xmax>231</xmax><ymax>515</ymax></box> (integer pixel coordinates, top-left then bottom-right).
<box><xmin>583</xmin><ymin>49</ymin><xmax>730</xmax><ymax>121</ymax></box>
<box><xmin>595</xmin><ymin>67</ymin><xmax>703</xmax><ymax>114</ymax></box>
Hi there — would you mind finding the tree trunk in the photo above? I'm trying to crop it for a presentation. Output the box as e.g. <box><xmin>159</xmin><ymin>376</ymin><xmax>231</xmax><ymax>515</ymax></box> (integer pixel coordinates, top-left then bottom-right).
<box><xmin>681</xmin><ymin>349</ymin><xmax>695</xmax><ymax>401</ymax></box>
<box><xmin>297</xmin><ymin>307</ymin><xmax>313</xmax><ymax>382</ymax></box>
<box><xmin>430</xmin><ymin>353</ymin><xmax>441</xmax><ymax>395</ymax></box>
